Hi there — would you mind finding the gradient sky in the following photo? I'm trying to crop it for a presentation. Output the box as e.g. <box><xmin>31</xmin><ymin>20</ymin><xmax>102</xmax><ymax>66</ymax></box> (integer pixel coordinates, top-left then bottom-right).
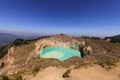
<box><xmin>0</xmin><ymin>0</ymin><xmax>120</xmax><ymax>36</ymax></box>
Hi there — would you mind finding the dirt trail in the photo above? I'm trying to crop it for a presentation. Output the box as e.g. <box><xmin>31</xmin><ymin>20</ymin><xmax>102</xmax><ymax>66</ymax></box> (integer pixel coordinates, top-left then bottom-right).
<box><xmin>23</xmin><ymin>64</ymin><xmax>120</xmax><ymax>80</ymax></box>
<box><xmin>24</xmin><ymin>66</ymin><xmax>66</xmax><ymax>80</ymax></box>
<box><xmin>71</xmin><ymin>65</ymin><xmax>120</xmax><ymax>80</ymax></box>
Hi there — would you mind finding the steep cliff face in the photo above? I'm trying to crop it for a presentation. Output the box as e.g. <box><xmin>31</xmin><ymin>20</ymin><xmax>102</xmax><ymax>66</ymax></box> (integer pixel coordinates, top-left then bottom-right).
<box><xmin>0</xmin><ymin>42</ymin><xmax>36</xmax><ymax>75</ymax></box>
<box><xmin>35</xmin><ymin>34</ymin><xmax>82</xmax><ymax>55</ymax></box>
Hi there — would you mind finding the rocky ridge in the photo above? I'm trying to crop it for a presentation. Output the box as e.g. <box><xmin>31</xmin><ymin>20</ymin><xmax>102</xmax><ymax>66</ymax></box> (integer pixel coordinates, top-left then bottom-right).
<box><xmin>0</xmin><ymin>34</ymin><xmax>119</xmax><ymax>79</ymax></box>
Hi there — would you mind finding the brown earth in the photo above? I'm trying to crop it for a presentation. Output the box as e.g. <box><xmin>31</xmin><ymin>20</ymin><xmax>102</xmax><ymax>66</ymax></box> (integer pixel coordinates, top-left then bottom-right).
<box><xmin>23</xmin><ymin>64</ymin><xmax>120</xmax><ymax>80</ymax></box>
<box><xmin>0</xmin><ymin>34</ymin><xmax>120</xmax><ymax>80</ymax></box>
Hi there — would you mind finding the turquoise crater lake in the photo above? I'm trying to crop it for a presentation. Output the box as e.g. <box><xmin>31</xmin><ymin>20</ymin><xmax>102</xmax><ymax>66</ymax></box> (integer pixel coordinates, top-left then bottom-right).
<box><xmin>40</xmin><ymin>46</ymin><xmax>81</xmax><ymax>61</ymax></box>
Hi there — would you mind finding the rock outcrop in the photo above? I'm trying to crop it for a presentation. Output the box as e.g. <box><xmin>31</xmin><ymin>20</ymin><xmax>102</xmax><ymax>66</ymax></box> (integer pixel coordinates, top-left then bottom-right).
<box><xmin>35</xmin><ymin>34</ymin><xmax>81</xmax><ymax>54</ymax></box>
<box><xmin>35</xmin><ymin>34</ymin><xmax>93</xmax><ymax>56</ymax></box>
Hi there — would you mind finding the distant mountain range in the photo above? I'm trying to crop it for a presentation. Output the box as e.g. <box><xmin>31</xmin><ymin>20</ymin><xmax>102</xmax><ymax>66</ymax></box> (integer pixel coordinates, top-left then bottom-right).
<box><xmin>0</xmin><ymin>32</ymin><xmax>40</xmax><ymax>47</ymax></box>
<box><xmin>111</xmin><ymin>35</ymin><xmax>120</xmax><ymax>40</ymax></box>
<box><xmin>0</xmin><ymin>32</ymin><xmax>120</xmax><ymax>47</ymax></box>
<box><xmin>0</xmin><ymin>33</ymin><xmax>18</xmax><ymax>47</ymax></box>
<box><xmin>107</xmin><ymin>34</ymin><xmax>120</xmax><ymax>43</ymax></box>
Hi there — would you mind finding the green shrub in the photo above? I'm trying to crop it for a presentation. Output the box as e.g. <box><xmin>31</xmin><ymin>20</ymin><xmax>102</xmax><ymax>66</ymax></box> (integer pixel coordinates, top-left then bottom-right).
<box><xmin>14</xmin><ymin>75</ymin><xmax>22</xmax><ymax>80</ymax></box>
<box><xmin>10</xmin><ymin>74</ymin><xmax>22</xmax><ymax>80</ymax></box>
<box><xmin>74</xmin><ymin>62</ymin><xmax>92</xmax><ymax>69</ymax></box>
<box><xmin>96</xmin><ymin>59</ymin><xmax>119</xmax><ymax>69</ymax></box>
<box><xmin>0</xmin><ymin>45</ymin><xmax>8</xmax><ymax>59</ymax></box>
<box><xmin>62</xmin><ymin>69</ymin><xmax>71</xmax><ymax>78</ymax></box>
<box><xmin>0</xmin><ymin>76</ymin><xmax>9</xmax><ymax>80</ymax></box>
<box><xmin>12</xmin><ymin>39</ymin><xmax>29</xmax><ymax>46</ymax></box>
<box><xmin>110</xmin><ymin>38</ymin><xmax>120</xmax><ymax>43</ymax></box>
<box><xmin>32</xmin><ymin>66</ymin><xmax>40</xmax><ymax>74</ymax></box>
<box><xmin>0</xmin><ymin>62</ymin><xmax>5</xmax><ymax>68</ymax></box>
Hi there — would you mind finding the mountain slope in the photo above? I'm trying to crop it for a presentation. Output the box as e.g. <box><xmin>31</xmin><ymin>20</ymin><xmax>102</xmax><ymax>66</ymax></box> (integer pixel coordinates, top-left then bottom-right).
<box><xmin>0</xmin><ymin>34</ymin><xmax>120</xmax><ymax>80</ymax></box>
<box><xmin>0</xmin><ymin>32</ymin><xmax>40</xmax><ymax>47</ymax></box>
<box><xmin>110</xmin><ymin>35</ymin><xmax>120</xmax><ymax>43</ymax></box>
<box><xmin>111</xmin><ymin>35</ymin><xmax>120</xmax><ymax>40</ymax></box>
<box><xmin>0</xmin><ymin>33</ymin><xmax>19</xmax><ymax>47</ymax></box>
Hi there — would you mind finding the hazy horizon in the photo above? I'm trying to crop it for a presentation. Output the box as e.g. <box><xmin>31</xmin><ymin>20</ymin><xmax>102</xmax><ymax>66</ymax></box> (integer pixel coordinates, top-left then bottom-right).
<box><xmin>0</xmin><ymin>30</ymin><xmax>119</xmax><ymax>38</ymax></box>
<box><xmin>0</xmin><ymin>0</ymin><xmax>120</xmax><ymax>37</ymax></box>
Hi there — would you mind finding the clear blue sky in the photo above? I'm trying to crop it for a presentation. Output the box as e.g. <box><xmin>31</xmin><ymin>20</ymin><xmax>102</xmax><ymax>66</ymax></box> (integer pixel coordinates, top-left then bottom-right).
<box><xmin>0</xmin><ymin>0</ymin><xmax>120</xmax><ymax>36</ymax></box>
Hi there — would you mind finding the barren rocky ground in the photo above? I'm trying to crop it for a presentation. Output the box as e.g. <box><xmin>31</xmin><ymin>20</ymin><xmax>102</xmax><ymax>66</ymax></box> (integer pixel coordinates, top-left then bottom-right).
<box><xmin>0</xmin><ymin>34</ymin><xmax>120</xmax><ymax>80</ymax></box>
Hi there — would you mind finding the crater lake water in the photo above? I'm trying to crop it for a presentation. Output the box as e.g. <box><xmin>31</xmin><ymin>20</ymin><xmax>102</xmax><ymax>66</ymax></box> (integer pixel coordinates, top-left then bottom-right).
<box><xmin>40</xmin><ymin>46</ymin><xmax>81</xmax><ymax>61</ymax></box>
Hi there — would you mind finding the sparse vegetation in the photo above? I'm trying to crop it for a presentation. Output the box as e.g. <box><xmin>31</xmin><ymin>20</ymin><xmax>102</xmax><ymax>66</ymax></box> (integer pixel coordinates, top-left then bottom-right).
<box><xmin>10</xmin><ymin>74</ymin><xmax>23</xmax><ymax>80</ymax></box>
<box><xmin>0</xmin><ymin>74</ymin><xmax>23</xmax><ymax>80</ymax></box>
<box><xmin>32</xmin><ymin>66</ymin><xmax>40</xmax><ymax>74</ymax></box>
<box><xmin>0</xmin><ymin>76</ymin><xmax>9</xmax><ymax>80</ymax></box>
<box><xmin>74</xmin><ymin>62</ymin><xmax>93</xmax><ymax>69</ymax></box>
<box><xmin>96</xmin><ymin>58</ymin><xmax>119</xmax><ymax>70</ymax></box>
<box><xmin>12</xmin><ymin>39</ymin><xmax>29</xmax><ymax>46</ymax></box>
<box><xmin>105</xmin><ymin>36</ymin><xmax>120</xmax><ymax>43</ymax></box>
<box><xmin>110</xmin><ymin>38</ymin><xmax>120</xmax><ymax>43</ymax></box>
<box><xmin>0</xmin><ymin>62</ymin><xmax>5</xmax><ymax>69</ymax></box>
<box><xmin>62</xmin><ymin>69</ymin><xmax>71</xmax><ymax>78</ymax></box>
<box><xmin>0</xmin><ymin>45</ymin><xmax>8</xmax><ymax>59</ymax></box>
<box><xmin>0</xmin><ymin>34</ymin><xmax>120</xmax><ymax>79</ymax></box>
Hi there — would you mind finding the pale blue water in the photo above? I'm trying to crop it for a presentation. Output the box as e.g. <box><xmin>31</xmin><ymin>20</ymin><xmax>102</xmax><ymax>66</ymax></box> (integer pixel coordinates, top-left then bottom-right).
<box><xmin>69</xmin><ymin>43</ymin><xmax>79</xmax><ymax>46</ymax></box>
<box><xmin>40</xmin><ymin>46</ymin><xmax>81</xmax><ymax>61</ymax></box>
